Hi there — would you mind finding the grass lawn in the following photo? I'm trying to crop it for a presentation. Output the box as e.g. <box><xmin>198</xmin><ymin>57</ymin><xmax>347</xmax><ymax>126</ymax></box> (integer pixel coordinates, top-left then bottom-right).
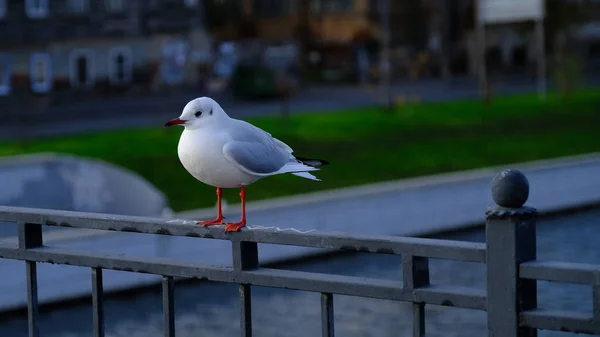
<box><xmin>1</xmin><ymin>89</ymin><xmax>599</xmax><ymax>212</ymax></box>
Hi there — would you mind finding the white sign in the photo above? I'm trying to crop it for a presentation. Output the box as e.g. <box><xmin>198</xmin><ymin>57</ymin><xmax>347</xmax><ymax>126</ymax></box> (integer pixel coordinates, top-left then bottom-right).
<box><xmin>478</xmin><ymin>0</ymin><xmax>544</xmax><ymax>24</ymax></box>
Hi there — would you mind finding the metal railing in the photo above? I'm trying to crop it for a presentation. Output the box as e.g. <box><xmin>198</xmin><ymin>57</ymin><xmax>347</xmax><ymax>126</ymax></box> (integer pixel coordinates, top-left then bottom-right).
<box><xmin>0</xmin><ymin>169</ymin><xmax>599</xmax><ymax>337</ymax></box>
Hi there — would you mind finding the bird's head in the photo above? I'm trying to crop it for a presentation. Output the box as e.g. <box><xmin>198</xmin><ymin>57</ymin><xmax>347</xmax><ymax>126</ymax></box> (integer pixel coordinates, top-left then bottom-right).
<box><xmin>164</xmin><ymin>96</ymin><xmax>228</xmax><ymax>130</ymax></box>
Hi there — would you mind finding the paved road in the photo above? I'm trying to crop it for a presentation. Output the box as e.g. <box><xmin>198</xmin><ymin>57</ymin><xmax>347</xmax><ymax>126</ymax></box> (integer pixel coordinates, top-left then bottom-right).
<box><xmin>2</xmin><ymin>74</ymin><xmax>597</xmax><ymax>140</ymax></box>
<box><xmin>1</xmin><ymin>153</ymin><xmax>599</xmax><ymax>311</ymax></box>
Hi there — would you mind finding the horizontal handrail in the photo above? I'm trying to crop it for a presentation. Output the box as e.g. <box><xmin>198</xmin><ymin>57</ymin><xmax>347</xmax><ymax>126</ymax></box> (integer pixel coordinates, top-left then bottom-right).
<box><xmin>0</xmin><ymin>206</ymin><xmax>487</xmax><ymax>263</ymax></box>
<box><xmin>520</xmin><ymin>261</ymin><xmax>600</xmax><ymax>285</ymax></box>
<box><xmin>0</xmin><ymin>243</ymin><xmax>487</xmax><ymax>310</ymax></box>
<box><xmin>521</xmin><ymin>309</ymin><xmax>600</xmax><ymax>335</ymax></box>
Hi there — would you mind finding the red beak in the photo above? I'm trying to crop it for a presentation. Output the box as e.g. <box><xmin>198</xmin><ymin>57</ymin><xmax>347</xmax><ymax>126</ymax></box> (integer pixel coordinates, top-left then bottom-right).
<box><xmin>164</xmin><ymin>118</ymin><xmax>186</xmax><ymax>127</ymax></box>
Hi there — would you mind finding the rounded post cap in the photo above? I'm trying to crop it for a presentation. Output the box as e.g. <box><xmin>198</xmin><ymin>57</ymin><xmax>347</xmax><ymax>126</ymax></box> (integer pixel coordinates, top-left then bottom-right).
<box><xmin>491</xmin><ymin>169</ymin><xmax>529</xmax><ymax>208</ymax></box>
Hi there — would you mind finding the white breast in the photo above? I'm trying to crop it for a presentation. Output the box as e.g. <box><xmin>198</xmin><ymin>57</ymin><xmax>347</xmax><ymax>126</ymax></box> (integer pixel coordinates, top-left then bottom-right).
<box><xmin>177</xmin><ymin>129</ymin><xmax>260</xmax><ymax>188</ymax></box>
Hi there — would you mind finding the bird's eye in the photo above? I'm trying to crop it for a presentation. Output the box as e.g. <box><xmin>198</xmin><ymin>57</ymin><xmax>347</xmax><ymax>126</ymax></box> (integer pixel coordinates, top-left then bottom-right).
<box><xmin>195</xmin><ymin>110</ymin><xmax>203</xmax><ymax>117</ymax></box>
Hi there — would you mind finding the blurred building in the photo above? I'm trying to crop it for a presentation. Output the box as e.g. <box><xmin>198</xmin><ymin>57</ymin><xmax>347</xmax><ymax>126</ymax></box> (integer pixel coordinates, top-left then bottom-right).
<box><xmin>0</xmin><ymin>0</ymin><xmax>599</xmax><ymax>130</ymax></box>
<box><xmin>207</xmin><ymin>0</ymin><xmax>600</xmax><ymax>83</ymax></box>
<box><xmin>0</xmin><ymin>0</ymin><xmax>212</xmax><ymax>108</ymax></box>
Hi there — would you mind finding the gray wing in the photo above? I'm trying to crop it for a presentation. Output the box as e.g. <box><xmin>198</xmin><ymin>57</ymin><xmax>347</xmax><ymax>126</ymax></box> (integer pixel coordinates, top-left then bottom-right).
<box><xmin>222</xmin><ymin>119</ymin><xmax>295</xmax><ymax>175</ymax></box>
<box><xmin>222</xmin><ymin>140</ymin><xmax>291</xmax><ymax>175</ymax></box>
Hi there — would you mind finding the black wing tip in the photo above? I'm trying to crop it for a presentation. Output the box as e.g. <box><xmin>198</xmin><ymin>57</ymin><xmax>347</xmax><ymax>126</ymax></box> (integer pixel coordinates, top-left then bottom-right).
<box><xmin>296</xmin><ymin>156</ymin><xmax>330</xmax><ymax>167</ymax></box>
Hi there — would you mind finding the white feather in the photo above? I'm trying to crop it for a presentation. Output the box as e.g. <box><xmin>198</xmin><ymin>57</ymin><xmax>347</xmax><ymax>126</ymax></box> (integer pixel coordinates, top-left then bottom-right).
<box><xmin>272</xmin><ymin>162</ymin><xmax>319</xmax><ymax>175</ymax></box>
<box><xmin>291</xmin><ymin>171</ymin><xmax>321</xmax><ymax>181</ymax></box>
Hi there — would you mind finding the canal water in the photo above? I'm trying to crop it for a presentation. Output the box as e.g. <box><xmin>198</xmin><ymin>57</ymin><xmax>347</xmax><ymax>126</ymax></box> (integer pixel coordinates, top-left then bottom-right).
<box><xmin>0</xmin><ymin>208</ymin><xmax>598</xmax><ymax>337</ymax></box>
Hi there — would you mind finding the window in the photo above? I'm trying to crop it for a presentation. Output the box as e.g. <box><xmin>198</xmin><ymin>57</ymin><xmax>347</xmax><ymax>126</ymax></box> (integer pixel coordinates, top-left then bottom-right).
<box><xmin>184</xmin><ymin>0</ymin><xmax>198</xmax><ymax>7</ymax></box>
<box><xmin>160</xmin><ymin>39</ymin><xmax>188</xmax><ymax>85</ymax></box>
<box><xmin>310</xmin><ymin>0</ymin><xmax>354</xmax><ymax>12</ymax></box>
<box><xmin>25</xmin><ymin>0</ymin><xmax>49</xmax><ymax>18</ymax></box>
<box><xmin>105</xmin><ymin>0</ymin><xmax>124</xmax><ymax>12</ymax></box>
<box><xmin>0</xmin><ymin>0</ymin><xmax>7</xmax><ymax>19</ymax></box>
<box><xmin>69</xmin><ymin>0</ymin><xmax>90</xmax><ymax>14</ymax></box>
<box><xmin>30</xmin><ymin>53</ymin><xmax>52</xmax><ymax>94</ymax></box>
<box><xmin>108</xmin><ymin>47</ymin><xmax>133</xmax><ymax>85</ymax></box>
<box><xmin>29</xmin><ymin>53</ymin><xmax>53</xmax><ymax>94</ymax></box>
<box><xmin>69</xmin><ymin>49</ymin><xmax>95</xmax><ymax>88</ymax></box>
<box><xmin>0</xmin><ymin>53</ymin><xmax>11</xmax><ymax>96</ymax></box>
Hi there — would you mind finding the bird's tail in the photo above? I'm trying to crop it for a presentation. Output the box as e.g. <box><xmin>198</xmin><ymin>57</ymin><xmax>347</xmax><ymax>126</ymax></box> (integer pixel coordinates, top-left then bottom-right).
<box><xmin>291</xmin><ymin>171</ymin><xmax>321</xmax><ymax>181</ymax></box>
<box><xmin>287</xmin><ymin>156</ymin><xmax>329</xmax><ymax>181</ymax></box>
<box><xmin>295</xmin><ymin>156</ymin><xmax>330</xmax><ymax>168</ymax></box>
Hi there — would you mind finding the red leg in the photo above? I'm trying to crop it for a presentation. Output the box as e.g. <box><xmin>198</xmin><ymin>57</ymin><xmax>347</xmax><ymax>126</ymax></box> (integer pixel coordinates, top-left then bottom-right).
<box><xmin>225</xmin><ymin>186</ymin><xmax>247</xmax><ymax>232</ymax></box>
<box><xmin>197</xmin><ymin>187</ymin><xmax>225</xmax><ymax>226</ymax></box>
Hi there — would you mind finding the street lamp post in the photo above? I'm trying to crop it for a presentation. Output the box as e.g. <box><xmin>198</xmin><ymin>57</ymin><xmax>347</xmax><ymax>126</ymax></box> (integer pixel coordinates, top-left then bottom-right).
<box><xmin>379</xmin><ymin>0</ymin><xmax>393</xmax><ymax>111</ymax></box>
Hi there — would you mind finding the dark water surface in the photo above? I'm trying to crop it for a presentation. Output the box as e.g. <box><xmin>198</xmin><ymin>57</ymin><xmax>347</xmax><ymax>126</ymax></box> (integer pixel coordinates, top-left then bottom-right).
<box><xmin>1</xmin><ymin>208</ymin><xmax>599</xmax><ymax>337</ymax></box>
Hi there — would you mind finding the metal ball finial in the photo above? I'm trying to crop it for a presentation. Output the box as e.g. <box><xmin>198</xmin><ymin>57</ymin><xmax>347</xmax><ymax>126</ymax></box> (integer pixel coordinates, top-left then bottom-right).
<box><xmin>491</xmin><ymin>169</ymin><xmax>529</xmax><ymax>208</ymax></box>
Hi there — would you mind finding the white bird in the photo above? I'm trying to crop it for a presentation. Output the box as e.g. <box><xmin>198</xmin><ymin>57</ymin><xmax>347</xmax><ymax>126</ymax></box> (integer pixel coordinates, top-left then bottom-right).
<box><xmin>164</xmin><ymin>97</ymin><xmax>329</xmax><ymax>232</ymax></box>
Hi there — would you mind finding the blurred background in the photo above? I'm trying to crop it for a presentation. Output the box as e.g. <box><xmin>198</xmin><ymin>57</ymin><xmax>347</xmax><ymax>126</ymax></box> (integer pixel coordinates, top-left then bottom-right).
<box><xmin>1</xmin><ymin>0</ymin><xmax>600</xmax><ymax>336</ymax></box>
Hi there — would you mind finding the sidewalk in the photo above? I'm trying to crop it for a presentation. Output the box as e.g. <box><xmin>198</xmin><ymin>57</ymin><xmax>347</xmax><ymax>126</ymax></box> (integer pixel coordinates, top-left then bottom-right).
<box><xmin>1</xmin><ymin>152</ymin><xmax>600</xmax><ymax>311</ymax></box>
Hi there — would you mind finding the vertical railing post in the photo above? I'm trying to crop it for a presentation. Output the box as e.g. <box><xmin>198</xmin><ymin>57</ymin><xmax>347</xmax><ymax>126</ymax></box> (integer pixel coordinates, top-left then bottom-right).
<box><xmin>162</xmin><ymin>275</ymin><xmax>175</xmax><ymax>337</ymax></box>
<box><xmin>320</xmin><ymin>292</ymin><xmax>334</xmax><ymax>337</ymax></box>
<box><xmin>402</xmin><ymin>255</ymin><xmax>430</xmax><ymax>337</ymax></box>
<box><xmin>92</xmin><ymin>268</ymin><xmax>105</xmax><ymax>337</ymax></box>
<box><xmin>18</xmin><ymin>222</ymin><xmax>43</xmax><ymax>337</ymax></box>
<box><xmin>594</xmin><ymin>283</ymin><xmax>600</xmax><ymax>323</ymax></box>
<box><xmin>485</xmin><ymin>169</ymin><xmax>538</xmax><ymax>337</ymax></box>
<box><xmin>232</xmin><ymin>240</ymin><xmax>259</xmax><ymax>337</ymax></box>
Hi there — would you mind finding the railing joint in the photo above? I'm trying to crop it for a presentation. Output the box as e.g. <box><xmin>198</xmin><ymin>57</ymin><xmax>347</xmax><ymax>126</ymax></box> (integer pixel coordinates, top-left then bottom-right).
<box><xmin>18</xmin><ymin>222</ymin><xmax>43</xmax><ymax>249</ymax></box>
<box><xmin>232</xmin><ymin>240</ymin><xmax>259</xmax><ymax>271</ymax></box>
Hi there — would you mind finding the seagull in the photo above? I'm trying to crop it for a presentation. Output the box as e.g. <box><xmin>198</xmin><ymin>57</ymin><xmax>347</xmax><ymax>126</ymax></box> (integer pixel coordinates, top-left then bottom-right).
<box><xmin>164</xmin><ymin>97</ymin><xmax>329</xmax><ymax>232</ymax></box>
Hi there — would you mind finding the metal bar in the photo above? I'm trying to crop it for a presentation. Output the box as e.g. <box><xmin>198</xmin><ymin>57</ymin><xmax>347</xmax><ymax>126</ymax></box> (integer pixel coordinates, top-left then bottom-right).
<box><xmin>232</xmin><ymin>241</ymin><xmax>259</xmax><ymax>271</ymax></box>
<box><xmin>162</xmin><ymin>276</ymin><xmax>175</xmax><ymax>337</ymax></box>
<box><xmin>594</xmin><ymin>284</ymin><xmax>600</xmax><ymax>323</ymax></box>
<box><xmin>520</xmin><ymin>261</ymin><xmax>600</xmax><ymax>285</ymax></box>
<box><xmin>0</xmin><ymin>244</ymin><xmax>487</xmax><ymax>310</ymax></box>
<box><xmin>0</xmin><ymin>206</ymin><xmax>486</xmax><ymax>262</ymax></box>
<box><xmin>239</xmin><ymin>284</ymin><xmax>252</xmax><ymax>337</ymax></box>
<box><xmin>412</xmin><ymin>303</ymin><xmax>425</xmax><ymax>337</ymax></box>
<box><xmin>521</xmin><ymin>309</ymin><xmax>599</xmax><ymax>335</ymax></box>
<box><xmin>18</xmin><ymin>222</ymin><xmax>43</xmax><ymax>249</ymax></box>
<box><xmin>402</xmin><ymin>255</ymin><xmax>430</xmax><ymax>337</ymax></box>
<box><xmin>402</xmin><ymin>255</ymin><xmax>430</xmax><ymax>289</ymax></box>
<box><xmin>413</xmin><ymin>285</ymin><xmax>486</xmax><ymax>310</ymax></box>
<box><xmin>92</xmin><ymin>268</ymin><xmax>105</xmax><ymax>337</ymax></box>
<box><xmin>232</xmin><ymin>240</ymin><xmax>258</xmax><ymax>337</ymax></box>
<box><xmin>321</xmin><ymin>292</ymin><xmax>334</xmax><ymax>337</ymax></box>
<box><xmin>19</xmin><ymin>222</ymin><xmax>43</xmax><ymax>337</ymax></box>
<box><xmin>26</xmin><ymin>261</ymin><xmax>39</xmax><ymax>337</ymax></box>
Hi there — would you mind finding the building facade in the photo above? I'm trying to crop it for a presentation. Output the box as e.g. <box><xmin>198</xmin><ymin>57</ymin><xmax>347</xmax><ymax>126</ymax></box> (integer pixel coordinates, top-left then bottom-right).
<box><xmin>0</xmin><ymin>0</ymin><xmax>211</xmax><ymax>112</ymax></box>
